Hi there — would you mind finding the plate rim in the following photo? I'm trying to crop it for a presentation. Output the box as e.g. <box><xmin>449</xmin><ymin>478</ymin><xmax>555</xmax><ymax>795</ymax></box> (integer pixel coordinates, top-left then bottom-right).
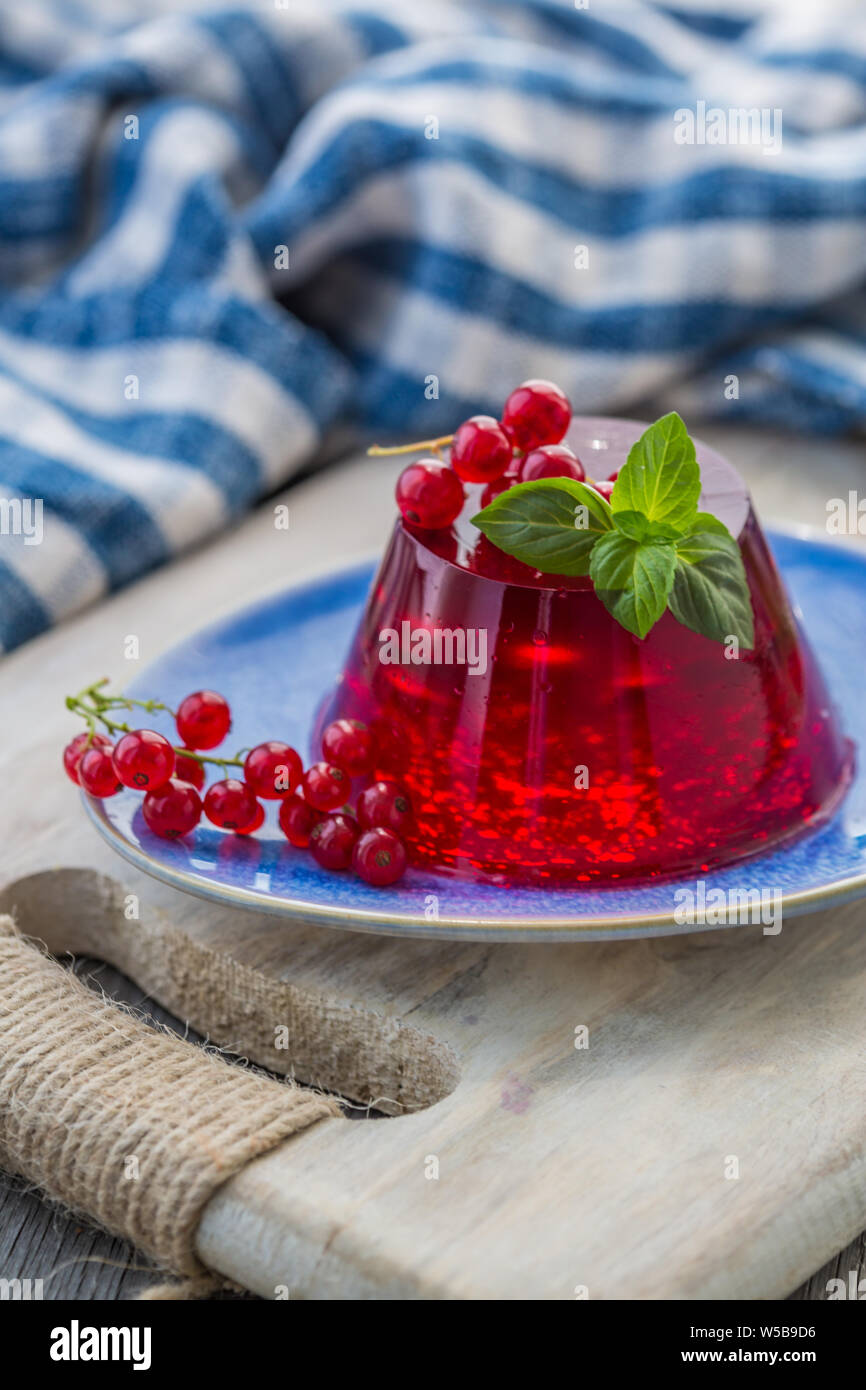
<box><xmin>82</xmin><ymin>526</ymin><xmax>866</xmax><ymax>941</ymax></box>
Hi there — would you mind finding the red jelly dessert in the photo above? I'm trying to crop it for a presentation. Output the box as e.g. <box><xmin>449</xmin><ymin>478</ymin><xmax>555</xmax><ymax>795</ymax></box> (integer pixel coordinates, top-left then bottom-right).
<box><xmin>316</xmin><ymin>418</ymin><xmax>854</xmax><ymax>886</ymax></box>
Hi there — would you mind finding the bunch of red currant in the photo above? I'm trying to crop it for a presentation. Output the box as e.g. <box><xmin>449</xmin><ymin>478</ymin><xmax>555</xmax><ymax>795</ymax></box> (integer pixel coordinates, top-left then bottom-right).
<box><xmin>376</xmin><ymin>378</ymin><xmax>616</xmax><ymax>530</ymax></box>
<box><xmin>63</xmin><ymin>683</ymin><xmax>410</xmax><ymax>886</ymax></box>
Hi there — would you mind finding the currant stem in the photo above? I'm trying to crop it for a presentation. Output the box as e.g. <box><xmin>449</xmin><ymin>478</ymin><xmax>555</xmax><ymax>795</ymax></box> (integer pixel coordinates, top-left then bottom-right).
<box><xmin>367</xmin><ymin>434</ymin><xmax>454</xmax><ymax>458</ymax></box>
<box><xmin>67</xmin><ymin>678</ymin><xmax>109</xmax><ymax>711</ymax></box>
<box><xmin>103</xmin><ymin>695</ymin><xmax>177</xmax><ymax>718</ymax></box>
<box><xmin>170</xmin><ymin>747</ymin><xmax>244</xmax><ymax>771</ymax></box>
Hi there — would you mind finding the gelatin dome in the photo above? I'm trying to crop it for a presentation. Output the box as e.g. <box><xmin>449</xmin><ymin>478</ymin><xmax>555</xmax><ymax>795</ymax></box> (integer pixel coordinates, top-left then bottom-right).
<box><xmin>316</xmin><ymin>419</ymin><xmax>854</xmax><ymax>886</ymax></box>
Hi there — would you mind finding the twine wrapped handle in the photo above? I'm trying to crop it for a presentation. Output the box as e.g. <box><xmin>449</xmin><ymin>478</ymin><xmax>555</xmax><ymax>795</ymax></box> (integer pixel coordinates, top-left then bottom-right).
<box><xmin>0</xmin><ymin>914</ymin><xmax>339</xmax><ymax>1280</ymax></box>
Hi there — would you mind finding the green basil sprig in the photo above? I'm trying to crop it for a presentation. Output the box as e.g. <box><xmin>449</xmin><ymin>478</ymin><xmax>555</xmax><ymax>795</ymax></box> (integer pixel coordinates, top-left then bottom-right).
<box><xmin>471</xmin><ymin>412</ymin><xmax>754</xmax><ymax>647</ymax></box>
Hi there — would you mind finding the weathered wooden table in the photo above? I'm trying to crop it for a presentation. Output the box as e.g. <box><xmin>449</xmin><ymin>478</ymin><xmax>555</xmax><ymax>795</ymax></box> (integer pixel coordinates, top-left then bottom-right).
<box><xmin>2</xmin><ymin>424</ymin><xmax>865</xmax><ymax>1300</ymax></box>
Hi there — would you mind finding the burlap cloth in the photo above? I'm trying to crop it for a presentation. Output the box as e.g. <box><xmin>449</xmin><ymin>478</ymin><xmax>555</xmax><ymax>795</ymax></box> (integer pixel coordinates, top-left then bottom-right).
<box><xmin>0</xmin><ymin>913</ymin><xmax>340</xmax><ymax>1292</ymax></box>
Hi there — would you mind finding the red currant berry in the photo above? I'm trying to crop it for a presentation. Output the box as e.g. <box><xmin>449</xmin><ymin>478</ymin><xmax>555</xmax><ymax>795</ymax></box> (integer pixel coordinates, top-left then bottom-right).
<box><xmin>236</xmin><ymin>801</ymin><xmax>265</xmax><ymax>835</ymax></box>
<box><xmin>357</xmin><ymin>780</ymin><xmax>413</xmax><ymax>834</ymax></box>
<box><xmin>607</xmin><ymin>467</ymin><xmax>620</xmax><ymax>482</ymax></box>
<box><xmin>78</xmin><ymin>746</ymin><xmax>123</xmax><ymax>798</ymax></box>
<box><xmin>501</xmin><ymin>379</ymin><xmax>571</xmax><ymax>451</ymax></box>
<box><xmin>450</xmin><ymin>415</ymin><xmax>512</xmax><ymax>483</ymax></box>
<box><xmin>174</xmin><ymin>749</ymin><xmax>205</xmax><ymax>791</ymax></box>
<box><xmin>142</xmin><ymin>778</ymin><xmax>202</xmax><ymax>839</ymax></box>
<box><xmin>63</xmin><ymin>731</ymin><xmax>113</xmax><ymax>785</ymax></box>
<box><xmin>592</xmin><ymin>479</ymin><xmax>615</xmax><ymax>500</ymax></box>
<box><xmin>204</xmin><ymin>778</ymin><xmax>260</xmax><ymax>832</ymax></box>
<box><xmin>518</xmin><ymin>444</ymin><xmax>585</xmax><ymax>483</ymax></box>
<box><xmin>243</xmin><ymin>741</ymin><xmax>302</xmax><ymax>800</ymax></box>
<box><xmin>480</xmin><ymin>475</ymin><xmax>516</xmax><ymax>509</ymax></box>
<box><xmin>175</xmin><ymin>690</ymin><xmax>231</xmax><ymax>750</ymax></box>
<box><xmin>396</xmin><ymin>459</ymin><xmax>464</xmax><ymax>529</ymax></box>
<box><xmin>113</xmin><ymin>729</ymin><xmax>175</xmax><ymax>791</ymax></box>
<box><xmin>321</xmin><ymin>719</ymin><xmax>374</xmax><ymax>777</ymax></box>
<box><xmin>309</xmin><ymin>813</ymin><xmax>359</xmax><ymax>871</ymax></box>
<box><xmin>278</xmin><ymin>793</ymin><xmax>320</xmax><ymax>848</ymax></box>
<box><xmin>352</xmin><ymin>827</ymin><xmax>407</xmax><ymax>886</ymax></box>
<box><xmin>303</xmin><ymin>761</ymin><xmax>350</xmax><ymax>812</ymax></box>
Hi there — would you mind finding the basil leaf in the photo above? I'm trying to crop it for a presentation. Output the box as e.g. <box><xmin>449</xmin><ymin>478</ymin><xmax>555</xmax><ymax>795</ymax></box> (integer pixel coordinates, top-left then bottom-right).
<box><xmin>471</xmin><ymin>477</ymin><xmax>613</xmax><ymax>577</ymax></box>
<box><xmin>612</xmin><ymin>510</ymin><xmax>683</xmax><ymax>543</ymax></box>
<box><xmin>589</xmin><ymin>530</ymin><xmax>677</xmax><ymax>639</ymax></box>
<box><xmin>611</xmin><ymin>411</ymin><xmax>700</xmax><ymax>533</ymax></box>
<box><xmin>669</xmin><ymin>526</ymin><xmax>755</xmax><ymax>648</ymax></box>
<box><xmin>688</xmin><ymin>510</ymin><xmax>730</xmax><ymax>537</ymax></box>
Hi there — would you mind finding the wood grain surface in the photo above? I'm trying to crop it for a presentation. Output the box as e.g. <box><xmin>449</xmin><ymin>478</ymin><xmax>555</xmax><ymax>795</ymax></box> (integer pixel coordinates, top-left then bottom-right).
<box><xmin>1</xmin><ymin>426</ymin><xmax>865</xmax><ymax>1300</ymax></box>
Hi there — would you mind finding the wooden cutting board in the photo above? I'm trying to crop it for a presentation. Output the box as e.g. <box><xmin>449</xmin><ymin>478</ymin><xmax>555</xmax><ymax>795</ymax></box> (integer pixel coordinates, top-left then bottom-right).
<box><xmin>3</xmin><ymin>435</ymin><xmax>866</xmax><ymax>1300</ymax></box>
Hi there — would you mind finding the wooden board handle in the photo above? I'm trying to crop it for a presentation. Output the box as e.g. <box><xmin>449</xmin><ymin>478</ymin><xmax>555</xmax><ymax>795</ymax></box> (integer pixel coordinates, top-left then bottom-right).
<box><xmin>0</xmin><ymin>911</ymin><xmax>339</xmax><ymax>1280</ymax></box>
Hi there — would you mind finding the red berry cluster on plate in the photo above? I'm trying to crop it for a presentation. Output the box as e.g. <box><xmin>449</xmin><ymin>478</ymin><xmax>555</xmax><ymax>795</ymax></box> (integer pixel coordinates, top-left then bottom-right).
<box><xmin>388</xmin><ymin>379</ymin><xmax>617</xmax><ymax>530</ymax></box>
<box><xmin>299</xmin><ymin>720</ymin><xmax>409</xmax><ymax>885</ymax></box>
<box><xmin>63</xmin><ymin>684</ymin><xmax>410</xmax><ymax>886</ymax></box>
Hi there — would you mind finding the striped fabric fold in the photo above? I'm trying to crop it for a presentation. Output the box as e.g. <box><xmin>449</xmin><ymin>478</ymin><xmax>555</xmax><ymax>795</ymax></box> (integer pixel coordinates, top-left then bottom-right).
<box><xmin>0</xmin><ymin>0</ymin><xmax>865</xmax><ymax>653</ymax></box>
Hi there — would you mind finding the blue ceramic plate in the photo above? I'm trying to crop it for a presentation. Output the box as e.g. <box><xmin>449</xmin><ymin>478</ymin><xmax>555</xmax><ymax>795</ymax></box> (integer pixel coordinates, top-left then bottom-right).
<box><xmin>85</xmin><ymin>531</ymin><xmax>866</xmax><ymax>942</ymax></box>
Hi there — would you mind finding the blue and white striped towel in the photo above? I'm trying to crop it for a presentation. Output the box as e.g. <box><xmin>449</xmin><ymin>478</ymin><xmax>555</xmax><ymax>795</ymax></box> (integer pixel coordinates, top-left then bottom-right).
<box><xmin>1</xmin><ymin>0</ymin><xmax>865</xmax><ymax>654</ymax></box>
